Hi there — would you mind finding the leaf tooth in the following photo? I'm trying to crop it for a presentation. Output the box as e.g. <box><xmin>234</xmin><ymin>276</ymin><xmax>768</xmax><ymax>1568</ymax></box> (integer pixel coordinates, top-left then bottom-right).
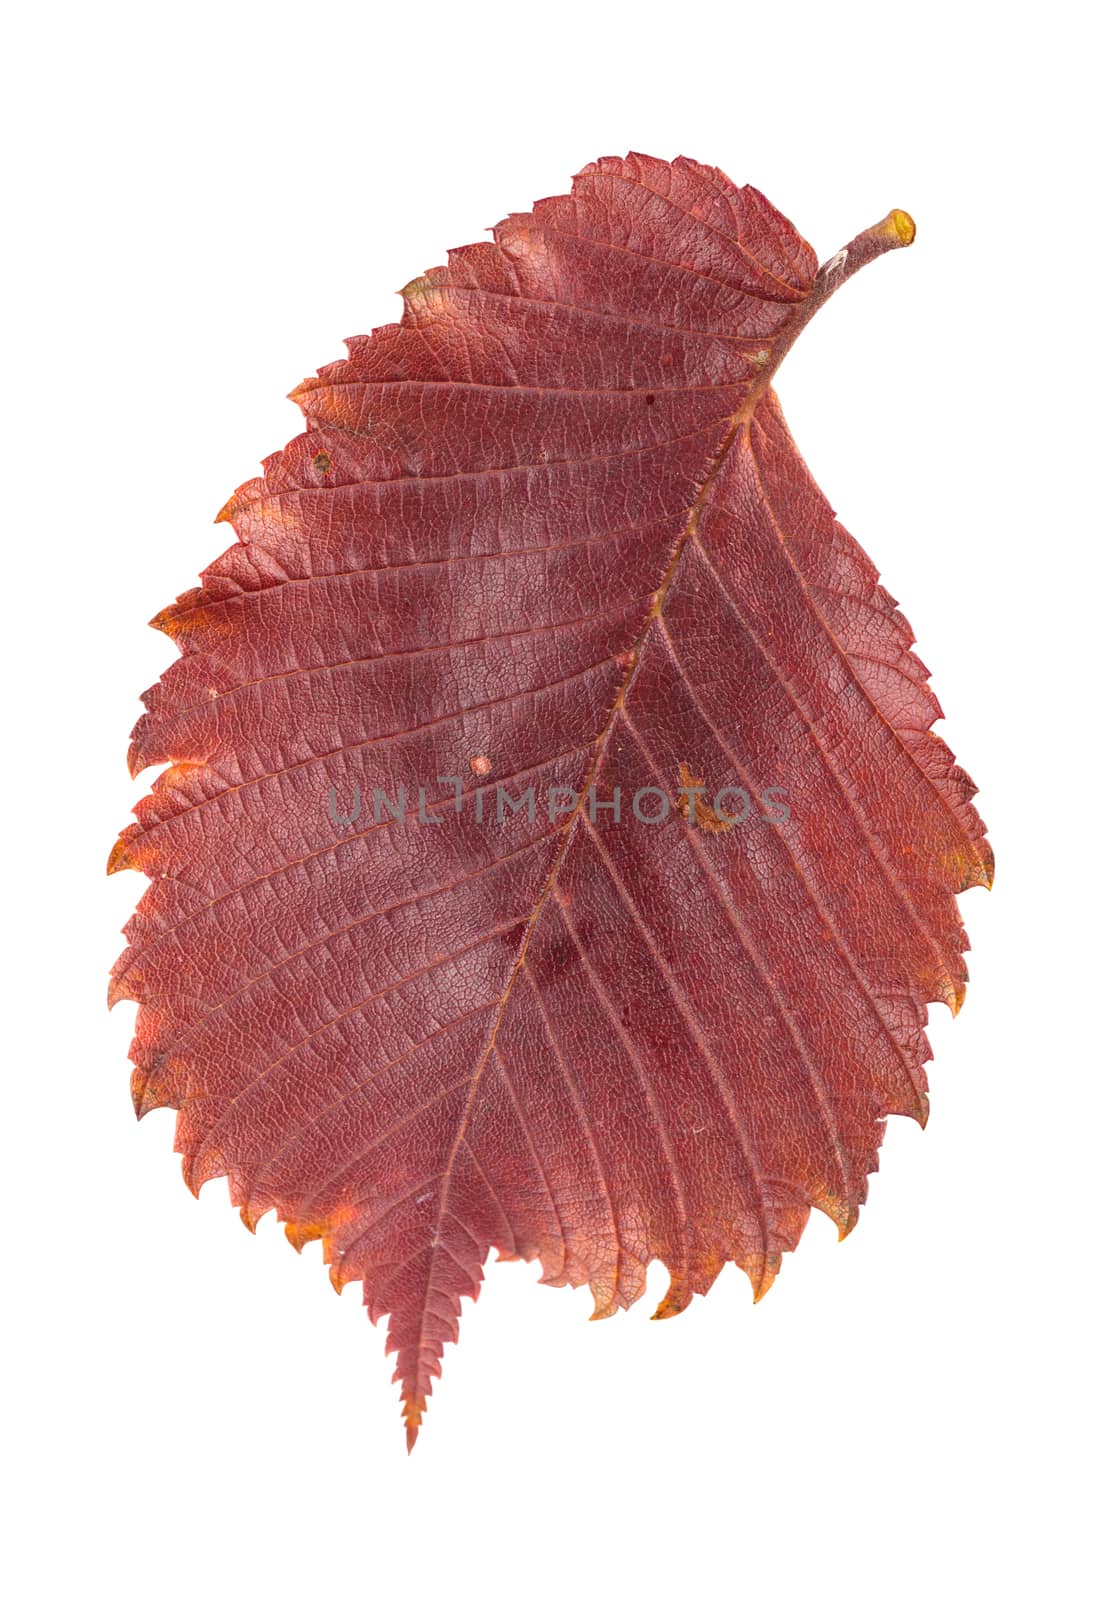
<box><xmin>817</xmin><ymin>1193</ymin><xmax>862</xmax><ymax>1243</ymax></box>
<box><xmin>284</xmin><ymin>1216</ymin><xmax>326</xmax><ymax>1253</ymax></box>
<box><xmin>107</xmin><ymin>956</ymin><xmax>141</xmax><ymax>1007</ymax></box>
<box><xmin>651</xmin><ymin>1275</ymin><xmax>693</xmax><ymax>1321</ymax></box>
<box><xmin>587</xmin><ymin>1292</ymin><xmax>619</xmax><ymax>1323</ymax></box>
<box><xmin>106</xmin><ymin>826</ymin><xmax>158</xmax><ymax>877</ymax></box>
<box><xmin>745</xmin><ymin>1252</ymin><xmax>783</xmax><ymax>1305</ymax></box>
<box><xmin>128</xmin><ymin>1065</ymin><xmax>154</xmax><ymax>1119</ymax></box>
<box><xmin>106</xmin><ymin>833</ymin><xmax>135</xmax><ymax>877</ymax></box>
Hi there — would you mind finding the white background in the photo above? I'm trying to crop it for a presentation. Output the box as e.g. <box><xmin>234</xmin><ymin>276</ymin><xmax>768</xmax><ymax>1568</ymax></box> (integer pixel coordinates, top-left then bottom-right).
<box><xmin>4</xmin><ymin>3</ymin><xmax>1107</xmax><ymax>1596</ymax></box>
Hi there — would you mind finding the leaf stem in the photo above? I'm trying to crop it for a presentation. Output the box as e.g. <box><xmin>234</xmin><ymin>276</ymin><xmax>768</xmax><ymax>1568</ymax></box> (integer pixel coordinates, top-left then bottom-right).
<box><xmin>760</xmin><ymin>210</ymin><xmax>917</xmax><ymax>393</ymax></box>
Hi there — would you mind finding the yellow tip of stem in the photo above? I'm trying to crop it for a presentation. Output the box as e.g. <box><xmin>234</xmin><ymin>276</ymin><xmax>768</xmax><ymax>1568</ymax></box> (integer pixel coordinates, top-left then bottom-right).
<box><xmin>883</xmin><ymin>208</ymin><xmax>916</xmax><ymax>246</ymax></box>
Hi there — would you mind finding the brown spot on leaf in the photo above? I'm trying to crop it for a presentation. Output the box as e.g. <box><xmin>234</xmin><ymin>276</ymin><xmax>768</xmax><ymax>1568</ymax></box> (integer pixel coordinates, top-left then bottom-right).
<box><xmin>677</xmin><ymin>761</ymin><xmax>735</xmax><ymax>833</ymax></box>
<box><xmin>312</xmin><ymin>450</ymin><xmax>333</xmax><ymax>475</ymax></box>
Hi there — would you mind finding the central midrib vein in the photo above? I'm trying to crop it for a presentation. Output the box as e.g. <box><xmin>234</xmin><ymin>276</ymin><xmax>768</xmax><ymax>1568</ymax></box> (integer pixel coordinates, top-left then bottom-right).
<box><xmin>408</xmin><ymin>209</ymin><xmax>912</xmax><ymax>1363</ymax></box>
<box><xmin>418</xmin><ymin>391</ymin><xmax>757</xmax><ymax>1311</ymax></box>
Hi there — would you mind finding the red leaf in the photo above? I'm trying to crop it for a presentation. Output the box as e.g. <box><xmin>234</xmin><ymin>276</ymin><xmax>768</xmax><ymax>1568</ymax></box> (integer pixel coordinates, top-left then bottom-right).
<box><xmin>111</xmin><ymin>154</ymin><xmax>992</xmax><ymax>1449</ymax></box>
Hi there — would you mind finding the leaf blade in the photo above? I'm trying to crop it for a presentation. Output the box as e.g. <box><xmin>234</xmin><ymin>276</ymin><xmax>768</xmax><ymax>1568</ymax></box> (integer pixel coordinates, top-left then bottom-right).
<box><xmin>113</xmin><ymin>155</ymin><xmax>990</xmax><ymax>1448</ymax></box>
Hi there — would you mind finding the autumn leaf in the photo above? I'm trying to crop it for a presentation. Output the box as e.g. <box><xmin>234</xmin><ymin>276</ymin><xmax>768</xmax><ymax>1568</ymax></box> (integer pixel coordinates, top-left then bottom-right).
<box><xmin>111</xmin><ymin>154</ymin><xmax>992</xmax><ymax>1449</ymax></box>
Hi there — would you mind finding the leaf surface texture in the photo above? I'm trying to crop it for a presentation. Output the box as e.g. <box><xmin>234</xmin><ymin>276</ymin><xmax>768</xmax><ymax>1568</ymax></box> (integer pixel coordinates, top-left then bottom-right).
<box><xmin>112</xmin><ymin>155</ymin><xmax>991</xmax><ymax>1447</ymax></box>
